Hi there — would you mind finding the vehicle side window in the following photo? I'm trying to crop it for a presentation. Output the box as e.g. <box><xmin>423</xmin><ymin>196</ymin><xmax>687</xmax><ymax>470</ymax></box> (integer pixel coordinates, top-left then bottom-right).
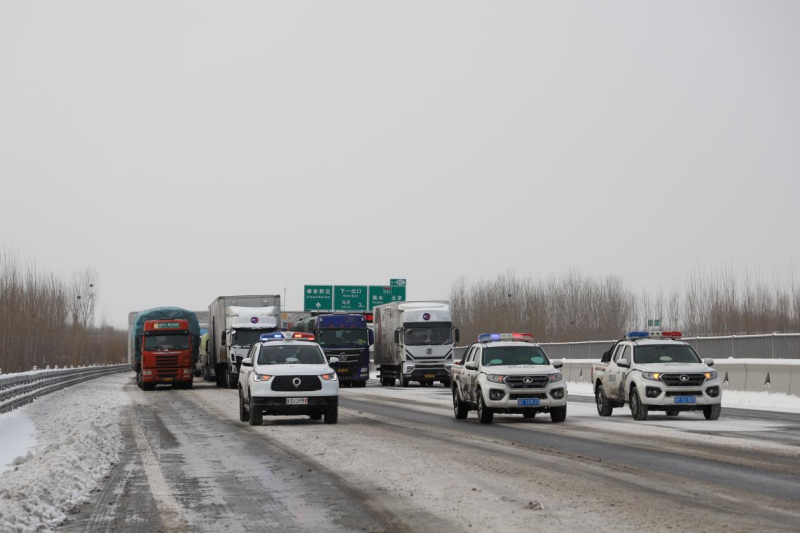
<box><xmin>472</xmin><ymin>347</ymin><xmax>481</xmax><ymax>365</ymax></box>
<box><xmin>619</xmin><ymin>346</ymin><xmax>631</xmax><ymax>363</ymax></box>
<box><xmin>460</xmin><ymin>347</ymin><xmax>472</xmax><ymax>364</ymax></box>
<box><xmin>612</xmin><ymin>345</ymin><xmax>626</xmax><ymax>362</ymax></box>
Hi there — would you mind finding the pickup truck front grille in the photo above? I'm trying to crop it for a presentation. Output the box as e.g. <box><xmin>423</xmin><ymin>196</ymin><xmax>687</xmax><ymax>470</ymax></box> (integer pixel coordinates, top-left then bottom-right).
<box><xmin>155</xmin><ymin>355</ymin><xmax>179</xmax><ymax>368</ymax></box>
<box><xmin>271</xmin><ymin>376</ymin><xmax>322</xmax><ymax>392</ymax></box>
<box><xmin>504</xmin><ymin>376</ymin><xmax>550</xmax><ymax>389</ymax></box>
<box><xmin>661</xmin><ymin>374</ymin><xmax>705</xmax><ymax>387</ymax></box>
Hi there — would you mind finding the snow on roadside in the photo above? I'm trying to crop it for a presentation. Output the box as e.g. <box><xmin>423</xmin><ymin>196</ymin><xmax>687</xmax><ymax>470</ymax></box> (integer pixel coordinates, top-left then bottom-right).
<box><xmin>0</xmin><ymin>373</ymin><xmax>131</xmax><ymax>532</ymax></box>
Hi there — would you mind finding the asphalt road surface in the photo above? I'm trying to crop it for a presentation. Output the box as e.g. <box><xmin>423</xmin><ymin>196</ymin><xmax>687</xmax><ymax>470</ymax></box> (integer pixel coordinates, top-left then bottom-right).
<box><xmin>65</xmin><ymin>377</ymin><xmax>800</xmax><ymax>532</ymax></box>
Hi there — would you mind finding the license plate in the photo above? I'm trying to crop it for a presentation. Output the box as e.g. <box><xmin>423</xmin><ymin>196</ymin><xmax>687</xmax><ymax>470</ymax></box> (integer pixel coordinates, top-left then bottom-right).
<box><xmin>425</xmin><ymin>374</ymin><xmax>435</xmax><ymax>378</ymax></box>
<box><xmin>336</xmin><ymin>368</ymin><xmax>348</xmax><ymax>373</ymax></box>
<box><xmin>674</xmin><ymin>396</ymin><xmax>696</xmax><ymax>404</ymax></box>
<box><xmin>518</xmin><ymin>398</ymin><xmax>540</xmax><ymax>407</ymax></box>
<box><xmin>162</xmin><ymin>378</ymin><xmax>172</xmax><ymax>382</ymax></box>
<box><xmin>286</xmin><ymin>398</ymin><xmax>308</xmax><ymax>405</ymax></box>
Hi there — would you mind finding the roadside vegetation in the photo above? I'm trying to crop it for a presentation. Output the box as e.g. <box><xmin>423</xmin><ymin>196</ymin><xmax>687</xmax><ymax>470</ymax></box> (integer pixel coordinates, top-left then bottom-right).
<box><xmin>0</xmin><ymin>248</ymin><xmax>127</xmax><ymax>374</ymax></box>
<box><xmin>451</xmin><ymin>268</ymin><xmax>800</xmax><ymax>343</ymax></box>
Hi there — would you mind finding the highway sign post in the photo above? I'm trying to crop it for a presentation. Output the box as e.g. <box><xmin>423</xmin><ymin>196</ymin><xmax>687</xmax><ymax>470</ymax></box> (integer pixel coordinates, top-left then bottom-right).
<box><xmin>304</xmin><ymin>285</ymin><xmax>333</xmax><ymax>311</ymax></box>
<box><xmin>335</xmin><ymin>286</ymin><xmax>368</xmax><ymax>311</ymax></box>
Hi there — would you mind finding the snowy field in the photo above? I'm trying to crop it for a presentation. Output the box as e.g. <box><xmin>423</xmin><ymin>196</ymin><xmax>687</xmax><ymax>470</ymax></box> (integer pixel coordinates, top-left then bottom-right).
<box><xmin>0</xmin><ymin>374</ymin><xmax>131</xmax><ymax>532</ymax></box>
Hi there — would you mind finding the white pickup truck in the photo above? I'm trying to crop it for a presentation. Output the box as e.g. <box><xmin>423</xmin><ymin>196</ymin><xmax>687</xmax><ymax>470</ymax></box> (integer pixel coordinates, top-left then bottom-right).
<box><xmin>591</xmin><ymin>331</ymin><xmax>722</xmax><ymax>421</ymax></box>
<box><xmin>450</xmin><ymin>333</ymin><xmax>567</xmax><ymax>424</ymax></box>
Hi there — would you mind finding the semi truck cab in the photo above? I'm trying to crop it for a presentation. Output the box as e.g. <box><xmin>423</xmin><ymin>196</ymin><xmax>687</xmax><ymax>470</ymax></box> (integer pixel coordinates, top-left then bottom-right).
<box><xmin>314</xmin><ymin>314</ymin><xmax>373</xmax><ymax>388</ymax></box>
<box><xmin>139</xmin><ymin>319</ymin><xmax>194</xmax><ymax>390</ymax></box>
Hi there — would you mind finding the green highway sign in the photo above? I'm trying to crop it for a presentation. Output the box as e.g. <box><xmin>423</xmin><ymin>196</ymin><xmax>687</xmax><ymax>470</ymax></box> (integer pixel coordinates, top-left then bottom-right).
<box><xmin>304</xmin><ymin>285</ymin><xmax>333</xmax><ymax>311</ymax></box>
<box><xmin>390</xmin><ymin>279</ymin><xmax>406</xmax><ymax>287</ymax></box>
<box><xmin>335</xmin><ymin>285</ymin><xmax>368</xmax><ymax>311</ymax></box>
<box><xmin>368</xmin><ymin>285</ymin><xmax>406</xmax><ymax>310</ymax></box>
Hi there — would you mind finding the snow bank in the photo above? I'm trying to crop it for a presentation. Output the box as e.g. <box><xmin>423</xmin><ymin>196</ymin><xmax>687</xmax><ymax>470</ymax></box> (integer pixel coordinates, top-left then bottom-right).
<box><xmin>0</xmin><ymin>411</ymin><xmax>37</xmax><ymax>476</ymax></box>
<box><xmin>0</xmin><ymin>374</ymin><xmax>131</xmax><ymax>532</ymax></box>
<box><xmin>567</xmin><ymin>382</ymin><xmax>800</xmax><ymax>413</ymax></box>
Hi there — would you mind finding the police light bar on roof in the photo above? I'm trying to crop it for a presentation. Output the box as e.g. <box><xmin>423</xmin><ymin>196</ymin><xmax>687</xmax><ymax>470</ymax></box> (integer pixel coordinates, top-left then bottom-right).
<box><xmin>626</xmin><ymin>331</ymin><xmax>682</xmax><ymax>340</ymax></box>
<box><xmin>478</xmin><ymin>333</ymin><xmax>535</xmax><ymax>343</ymax></box>
<box><xmin>289</xmin><ymin>332</ymin><xmax>315</xmax><ymax>341</ymax></box>
<box><xmin>260</xmin><ymin>332</ymin><xmax>285</xmax><ymax>342</ymax></box>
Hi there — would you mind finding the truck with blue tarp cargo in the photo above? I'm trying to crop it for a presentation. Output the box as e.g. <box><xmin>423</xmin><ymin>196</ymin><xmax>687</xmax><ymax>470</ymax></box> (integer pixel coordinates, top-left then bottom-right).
<box><xmin>130</xmin><ymin>307</ymin><xmax>201</xmax><ymax>390</ymax></box>
<box><xmin>289</xmin><ymin>314</ymin><xmax>373</xmax><ymax>387</ymax></box>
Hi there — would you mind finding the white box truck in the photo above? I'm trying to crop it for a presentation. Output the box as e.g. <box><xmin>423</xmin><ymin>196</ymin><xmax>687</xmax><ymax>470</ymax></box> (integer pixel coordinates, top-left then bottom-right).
<box><xmin>373</xmin><ymin>301</ymin><xmax>460</xmax><ymax>387</ymax></box>
<box><xmin>207</xmin><ymin>295</ymin><xmax>281</xmax><ymax>388</ymax></box>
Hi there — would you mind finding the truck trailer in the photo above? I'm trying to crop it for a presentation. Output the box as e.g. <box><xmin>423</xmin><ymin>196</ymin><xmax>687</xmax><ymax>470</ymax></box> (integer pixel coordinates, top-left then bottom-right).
<box><xmin>207</xmin><ymin>295</ymin><xmax>281</xmax><ymax>388</ymax></box>
<box><xmin>130</xmin><ymin>307</ymin><xmax>201</xmax><ymax>390</ymax></box>
<box><xmin>373</xmin><ymin>301</ymin><xmax>460</xmax><ymax>387</ymax></box>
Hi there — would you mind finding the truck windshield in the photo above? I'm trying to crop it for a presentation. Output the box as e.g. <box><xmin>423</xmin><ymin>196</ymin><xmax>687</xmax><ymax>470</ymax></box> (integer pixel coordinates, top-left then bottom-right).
<box><xmin>258</xmin><ymin>345</ymin><xmax>326</xmax><ymax>365</ymax></box>
<box><xmin>404</xmin><ymin>326</ymin><xmax>452</xmax><ymax>346</ymax></box>
<box><xmin>317</xmin><ymin>329</ymin><xmax>368</xmax><ymax>347</ymax></box>
<box><xmin>145</xmin><ymin>334</ymin><xmax>190</xmax><ymax>351</ymax></box>
<box><xmin>232</xmin><ymin>329</ymin><xmax>276</xmax><ymax>347</ymax></box>
<box><xmin>634</xmin><ymin>345</ymin><xmax>701</xmax><ymax>364</ymax></box>
<box><xmin>482</xmin><ymin>346</ymin><xmax>549</xmax><ymax>367</ymax></box>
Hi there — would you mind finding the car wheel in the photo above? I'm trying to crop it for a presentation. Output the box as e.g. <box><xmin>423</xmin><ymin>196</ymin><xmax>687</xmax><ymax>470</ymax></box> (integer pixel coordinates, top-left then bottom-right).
<box><xmin>477</xmin><ymin>390</ymin><xmax>494</xmax><ymax>424</ymax></box>
<box><xmin>703</xmin><ymin>404</ymin><xmax>721</xmax><ymax>420</ymax></box>
<box><xmin>453</xmin><ymin>387</ymin><xmax>468</xmax><ymax>420</ymax></box>
<box><xmin>666</xmin><ymin>410</ymin><xmax>679</xmax><ymax>417</ymax></box>
<box><xmin>324</xmin><ymin>406</ymin><xmax>339</xmax><ymax>424</ymax></box>
<box><xmin>248</xmin><ymin>396</ymin><xmax>262</xmax><ymax>426</ymax></box>
<box><xmin>550</xmin><ymin>405</ymin><xmax>567</xmax><ymax>423</ymax></box>
<box><xmin>522</xmin><ymin>411</ymin><xmax>536</xmax><ymax>419</ymax></box>
<box><xmin>239</xmin><ymin>389</ymin><xmax>249</xmax><ymax>422</ymax></box>
<box><xmin>630</xmin><ymin>387</ymin><xmax>648</xmax><ymax>421</ymax></box>
<box><xmin>595</xmin><ymin>384</ymin><xmax>614</xmax><ymax>417</ymax></box>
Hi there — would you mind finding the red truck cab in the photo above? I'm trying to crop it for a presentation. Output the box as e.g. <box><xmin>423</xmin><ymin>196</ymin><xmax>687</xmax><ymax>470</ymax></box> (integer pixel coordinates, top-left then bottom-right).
<box><xmin>140</xmin><ymin>319</ymin><xmax>194</xmax><ymax>390</ymax></box>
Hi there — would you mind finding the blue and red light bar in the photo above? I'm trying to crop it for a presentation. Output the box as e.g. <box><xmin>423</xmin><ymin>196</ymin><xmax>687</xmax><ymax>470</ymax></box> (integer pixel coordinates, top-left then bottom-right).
<box><xmin>478</xmin><ymin>332</ymin><xmax>535</xmax><ymax>343</ymax></box>
<box><xmin>626</xmin><ymin>331</ymin><xmax>682</xmax><ymax>340</ymax></box>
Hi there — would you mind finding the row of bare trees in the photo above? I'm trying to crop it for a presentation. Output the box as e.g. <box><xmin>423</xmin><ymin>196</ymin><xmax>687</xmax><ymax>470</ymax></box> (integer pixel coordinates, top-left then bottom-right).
<box><xmin>0</xmin><ymin>248</ymin><xmax>127</xmax><ymax>374</ymax></box>
<box><xmin>451</xmin><ymin>268</ymin><xmax>800</xmax><ymax>344</ymax></box>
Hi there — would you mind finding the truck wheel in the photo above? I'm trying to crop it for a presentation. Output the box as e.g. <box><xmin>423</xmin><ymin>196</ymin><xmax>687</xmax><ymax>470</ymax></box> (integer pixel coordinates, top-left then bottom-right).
<box><xmin>324</xmin><ymin>406</ymin><xmax>339</xmax><ymax>424</ymax></box>
<box><xmin>387</xmin><ymin>378</ymin><xmax>396</xmax><ymax>386</ymax></box>
<box><xmin>522</xmin><ymin>411</ymin><xmax>536</xmax><ymax>419</ymax></box>
<box><xmin>354</xmin><ymin>381</ymin><xmax>367</xmax><ymax>388</ymax></box>
<box><xmin>666</xmin><ymin>410</ymin><xmax>679</xmax><ymax>417</ymax></box>
<box><xmin>401</xmin><ymin>378</ymin><xmax>409</xmax><ymax>388</ymax></box>
<box><xmin>143</xmin><ymin>383</ymin><xmax>155</xmax><ymax>391</ymax></box>
<box><xmin>476</xmin><ymin>390</ymin><xmax>494</xmax><ymax>424</ymax></box>
<box><xmin>227</xmin><ymin>370</ymin><xmax>238</xmax><ymax>390</ymax></box>
<box><xmin>215</xmin><ymin>367</ymin><xmax>224</xmax><ymax>387</ymax></box>
<box><xmin>703</xmin><ymin>404</ymin><xmax>721</xmax><ymax>420</ymax></box>
<box><xmin>453</xmin><ymin>388</ymin><xmax>468</xmax><ymax>420</ymax></box>
<box><xmin>550</xmin><ymin>405</ymin><xmax>567</xmax><ymax>423</ymax></box>
<box><xmin>630</xmin><ymin>388</ymin><xmax>648</xmax><ymax>421</ymax></box>
<box><xmin>136</xmin><ymin>372</ymin><xmax>143</xmax><ymax>389</ymax></box>
<box><xmin>239</xmin><ymin>389</ymin><xmax>249</xmax><ymax>422</ymax></box>
<box><xmin>380</xmin><ymin>377</ymin><xmax>387</xmax><ymax>386</ymax></box>
<box><xmin>248</xmin><ymin>396</ymin><xmax>263</xmax><ymax>426</ymax></box>
<box><xmin>595</xmin><ymin>384</ymin><xmax>614</xmax><ymax>417</ymax></box>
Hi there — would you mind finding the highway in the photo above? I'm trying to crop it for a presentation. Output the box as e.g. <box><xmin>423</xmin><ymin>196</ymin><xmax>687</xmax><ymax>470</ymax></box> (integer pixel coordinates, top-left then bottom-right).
<box><xmin>64</xmin><ymin>376</ymin><xmax>800</xmax><ymax>533</ymax></box>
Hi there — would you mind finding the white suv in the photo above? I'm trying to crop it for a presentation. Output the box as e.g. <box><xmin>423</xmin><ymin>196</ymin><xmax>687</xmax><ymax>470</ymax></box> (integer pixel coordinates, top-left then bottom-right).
<box><xmin>238</xmin><ymin>333</ymin><xmax>340</xmax><ymax>425</ymax></box>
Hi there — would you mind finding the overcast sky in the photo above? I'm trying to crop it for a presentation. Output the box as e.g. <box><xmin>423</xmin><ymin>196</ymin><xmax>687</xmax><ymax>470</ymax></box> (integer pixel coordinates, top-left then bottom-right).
<box><xmin>1</xmin><ymin>1</ymin><xmax>798</xmax><ymax>327</ymax></box>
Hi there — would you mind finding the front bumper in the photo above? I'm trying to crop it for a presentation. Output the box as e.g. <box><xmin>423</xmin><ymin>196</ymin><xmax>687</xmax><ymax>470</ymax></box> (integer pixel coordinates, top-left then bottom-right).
<box><xmin>404</xmin><ymin>365</ymin><xmax>451</xmax><ymax>381</ymax></box>
<box><xmin>142</xmin><ymin>368</ymin><xmax>194</xmax><ymax>383</ymax></box>
<box><xmin>483</xmin><ymin>384</ymin><xmax>568</xmax><ymax>411</ymax></box>
<box><xmin>331</xmin><ymin>364</ymin><xmax>370</xmax><ymax>382</ymax></box>
<box><xmin>641</xmin><ymin>380</ymin><xmax>722</xmax><ymax>408</ymax></box>
<box><xmin>249</xmin><ymin>379</ymin><xmax>340</xmax><ymax>397</ymax></box>
<box><xmin>251</xmin><ymin>395</ymin><xmax>338</xmax><ymax>415</ymax></box>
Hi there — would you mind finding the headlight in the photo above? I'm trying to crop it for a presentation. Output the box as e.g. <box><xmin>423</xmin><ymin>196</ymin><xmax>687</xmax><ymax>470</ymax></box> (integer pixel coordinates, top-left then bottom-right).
<box><xmin>548</xmin><ymin>373</ymin><xmax>563</xmax><ymax>382</ymax></box>
<box><xmin>321</xmin><ymin>372</ymin><xmax>338</xmax><ymax>381</ymax></box>
<box><xmin>486</xmin><ymin>374</ymin><xmax>506</xmax><ymax>383</ymax></box>
<box><xmin>704</xmin><ymin>371</ymin><xmax>718</xmax><ymax>380</ymax></box>
<box><xmin>253</xmin><ymin>373</ymin><xmax>272</xmax><ymax>382</ymax></box>
<box><xmin>642</xmin><ymin>372</ymin><xmax>662</xmax><ymax>381</ymax></box>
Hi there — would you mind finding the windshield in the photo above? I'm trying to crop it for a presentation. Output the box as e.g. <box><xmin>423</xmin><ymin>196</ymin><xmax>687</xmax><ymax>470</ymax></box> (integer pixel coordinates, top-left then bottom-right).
<box><xmin>231</xmin><ymin>329</ymin><xmax>277</xmax><ymax>347</ymax></box>
<box><xmin>317</xmin><ymin>329</ymin><xmax>368</xmax><ymax>347</ymax></box>
<box><xmin>482</xmin><ymin>346</ymin><xmax>549</xmax><ymax>367</ymax></box>
<box><xmin>145</xmin><ymin>334</ymin><xmax>190</xmax><ymax>351</ymax></box>
<box><xmin>634</xmin><ymin>345</ymin><xmax>701</xmax><ymax>364</ymax></box>
<box><xmin>404</xmin><ymin>326</ymin><xmax>452</xmax><ymax>346</ymax></box>
<box><xmin>257</xmin><ymin>345</ymin><xmax>326</xmax><ymax>365</ymax></box>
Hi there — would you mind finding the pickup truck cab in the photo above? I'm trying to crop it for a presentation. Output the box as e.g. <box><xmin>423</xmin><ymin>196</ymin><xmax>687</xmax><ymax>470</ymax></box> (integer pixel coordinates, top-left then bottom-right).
<box><xmin>451</xmin><ymin>333</ymin><xmax>567</xmax><ymax>424</ymax></box>
<box><xmin>591</xmin><ymin>331</ymin><xmax>722</xmax><ymax>421</ymax></box>
<box><xmin>238</xmin><ymin>332</ymin><xmax>340</xmax><ymax>426</ymax></box>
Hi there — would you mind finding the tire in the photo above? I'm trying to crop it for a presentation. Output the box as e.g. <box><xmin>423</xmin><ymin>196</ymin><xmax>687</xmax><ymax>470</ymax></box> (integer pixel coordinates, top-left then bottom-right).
<box><xmin>239</xmin><ymin>389</ymin><xmax>249</xmax><ymax>422</ymax></box>
<box><xmin>324</xmin><ymin>406</ymin><xmax>338</xmax><ymax>424</ymax></box>
<box><xmin>380</xmin><ymin>377</ymin><xmax>387</xmax><ymax>386</ymax></box>
<box><xmin>441</xmin><ymin>379</ymin><xmax>451</xmax><ymax>388</ymax></box>
<box><xmin>595</xmin><ymin>384</ymin><xmax>614</xmax><ymax>417</ymax></box>
<box><xmin>630</xmin><ymin>388</ymin><xmax>648</xmax><ymax>421</ymax></box>
<box><xmin>136</xmin><ymin>372</ymin><xmax>143</xmax><ymax>389</ymax></box>
<box><xmin>388</xmin><ymin>378</ymin><xmax>396</xmax><ymax>386</ymax></box>
<box><xmin>703</xmin><ymin>404</ymin><xmax>721</xmax><ymax>421</ymax></box>
<box><xmin>215</xmin><ymin>366</ymin><xmax>224</xmax><ymax>388</ymax></box>
<box><xmin>401</xmin><ymin>378</ymin><xmax>409</xmax><ymax>388</ymax></box>
<box><xmin>476</xmin><ymin>390</ymin><xmax>494</xmax><ymax>424</ymax></box>
<box><xmin>309</xmin><ymin>412</ymin><xmax>322</xmax><ymax>421</ymax></box>
<box><xmin>550</xmin><ymin>405</ymin><xmax>567</xmax><ymax>423</ymax></box>
<box><xmin>248</xmin><ymin>396</ymin><xmax>263</xmax><ymax>426</ymax></box>
<box><xmin>666</xmin><ymin>410</ymin><xmax>680</xmax><ymax>417</ymax></box>
<box><xmin>226</xmin><ymin>368</ymin><xmax>238</xmax><ymax>389</ymax></box>
<box><xmin>522</xmin><ymin>411</ymin><xmax>536</xmax><ymax>419</ymax></box>
<box><xmin>453</xmin><ymin>387</ymin><xmax>468</xmax><ymax>420</ymax></box>
<box><xmin>354</xmin><ymin>381</ymin><xmax>367</xmax><ymax>388</ymax></box>
<box><xmin>143</xmin><ymin>383</ymin><xmax>155</xmax><ymax>391</ymax></box>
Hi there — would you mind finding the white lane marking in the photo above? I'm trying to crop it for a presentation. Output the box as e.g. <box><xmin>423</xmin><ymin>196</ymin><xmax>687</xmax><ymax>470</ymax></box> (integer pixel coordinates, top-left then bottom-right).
<box><xmin>130</xmin><ymin>406</ymin><xmax>189</xmax><ymax>532</ymax></box>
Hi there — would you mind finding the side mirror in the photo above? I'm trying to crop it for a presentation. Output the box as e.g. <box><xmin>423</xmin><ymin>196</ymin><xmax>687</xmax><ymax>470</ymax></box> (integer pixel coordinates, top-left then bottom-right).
<box><xmin>618</xmin><ymin>358</ymin><xmax>630</xmax><ymax>368</ymax></box>
<box><xmin>329</xmin><ymin>356</ymin><xmax>340</xmax><ymax>364</ymax></box>
<box><xmin>552</xmin><ymin>359</ymin><xmax>563</xmax><ymax>369</ymax></box>
<box><xmin>454</xmin><ymin>328</ymin><xmax>460</xmax><ymax>344</ymax></box>
<box><xmin>704</xmin><ymin>358</ymin><xmax>714</xmax><ymax>367</ymax></box>
<box><xmin>221</xmin><ymin>332</ymin><xmax>226</xmax><ymax>346</ymax></box>
<box><xmin>394</xmin><ymin>329</ymin><xmax>401</xmax><ymax>344</ymax></box>
<box><xmin>241</xmin><ymin>358</ymin><xmax>253</xmax><ymax>367</ymax></box>
<box><xmin>368</xmin><ymin>329</ymin><xmax>375</xmax><ymax>346</ymax></box>
<box><xmin>465</xmin><ymin>361</ymin><xmax>478</xmax><ymax>371</ymax></box>
<box><xmin>454</xmin><ymin>360</ymin><xmax>463</xmax><ymax>366</ymax></box>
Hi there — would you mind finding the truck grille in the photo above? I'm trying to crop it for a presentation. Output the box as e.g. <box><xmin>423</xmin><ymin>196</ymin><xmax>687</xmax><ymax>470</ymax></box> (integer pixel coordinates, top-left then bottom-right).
<box><xmin>271</xmin><ymin>376</ymin><xmax>322</xmax><ymax>392</ymax></box>
<box><xmin>662</xmin><ymin>374</ymin><xmax>705</xmax><ymax>387</ymax></box>
<box><xmin>158</xmin><ymin>370</ymin><xmax>178</xmax><ymax>378</ymax></box>
<box><xmin>155</xmin><ymin>355</ymin><xmax>179</xmax><ymax>368</ymax></box>
<box><xmin>505</xmin><ymin>376</ymin><xmax>550</xmax><ymax>389</ymax></box>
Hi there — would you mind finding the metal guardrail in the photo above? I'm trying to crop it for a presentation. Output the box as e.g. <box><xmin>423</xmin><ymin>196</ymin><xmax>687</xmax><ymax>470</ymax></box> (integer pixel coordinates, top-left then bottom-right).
<box><xmin>0</xmin><ymin>365</ymin><xmax>130</xmax><ymax>414</ymax></box>
<box><xmin>538</xmin><ymin>333</ymin><xmax>800</xmax><ymax>360</ymax></box>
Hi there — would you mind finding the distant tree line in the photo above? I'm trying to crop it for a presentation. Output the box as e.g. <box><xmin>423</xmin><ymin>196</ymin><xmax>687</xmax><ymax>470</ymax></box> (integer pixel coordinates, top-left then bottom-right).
<box><xmin>450</xmin><ymin>268</ymin><xmax>800</xmax><ymax>344</ymax></box>
<box><xmin>0</xmin><ymin>248</ymin><xmax>127</xmax><ymax>374</ymax></box>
